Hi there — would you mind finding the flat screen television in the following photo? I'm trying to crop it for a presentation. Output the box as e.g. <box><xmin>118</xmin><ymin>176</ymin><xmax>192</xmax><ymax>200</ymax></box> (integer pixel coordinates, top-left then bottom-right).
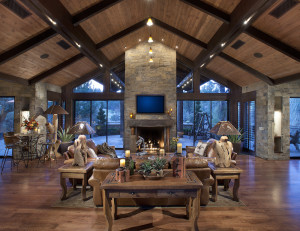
<box><xmin>136</xmin><ymin>95</ymin><xmax>165</xmax><ymax>113</ymax></box>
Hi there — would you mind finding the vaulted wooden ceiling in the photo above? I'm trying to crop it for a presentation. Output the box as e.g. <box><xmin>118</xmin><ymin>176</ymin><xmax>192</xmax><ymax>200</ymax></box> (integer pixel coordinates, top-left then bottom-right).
<box><xmin>0</xmin><ymin>0</ymin><xmax>299</xmax><ymax>87</ymax></box>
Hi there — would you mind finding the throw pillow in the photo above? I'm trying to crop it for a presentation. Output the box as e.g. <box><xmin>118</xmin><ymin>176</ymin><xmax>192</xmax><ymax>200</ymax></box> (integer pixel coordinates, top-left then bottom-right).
<box><xmin>87</xmin><ymin>148</ymin><xmax>97</xmax><ymax>158</ymax></box>
<box><xmin>97</xmin><ymin>142</ymin><xmax>117</xmax><ymax>158</ymax></box>
<box><xmin>194</xmin><ymin>141</ymin><xmax>207</xmax><ymax>156</ymax></box>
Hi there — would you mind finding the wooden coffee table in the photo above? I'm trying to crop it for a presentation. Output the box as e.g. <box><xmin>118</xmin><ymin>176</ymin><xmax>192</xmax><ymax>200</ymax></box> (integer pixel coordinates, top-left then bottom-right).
<box><xmin>58</xmin><ymin>162</ymin><xmax>93</xmax><ymax>201</ymax></box>
<box><xmin>101</xmin><ymin>170</ymin><xmax>202</xmax><ymax>231</ymax></box>
<box><xmin>208</xmin><ymin>163</ymin><xmax>243</xmax><ymax>202</ymax></box>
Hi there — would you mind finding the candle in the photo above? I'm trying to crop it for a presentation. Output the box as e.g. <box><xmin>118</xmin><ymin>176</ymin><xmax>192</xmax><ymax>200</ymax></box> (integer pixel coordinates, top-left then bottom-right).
<box><xmin>160</xmin><ymin>149</ymin><xmax>165</xmax><ymax>155</ymax></box>
<box><xmin>37</xmin><ymin>128</ymin><xmax>41</xmax><ymax>134</ymax></box>
<box><xmin>120</xmin><ymin>159</ymin><xmax>125</xmax><ymax>167</ymax></box>
<box><xmin>177</xmin><ymin>143</ymin><xmax>182</xmax><ymax>154</ymax></box>
<box><xmin>125</xmin><ymin>150</ymin><xmax>130</xmax><ymax>158</ymax></box>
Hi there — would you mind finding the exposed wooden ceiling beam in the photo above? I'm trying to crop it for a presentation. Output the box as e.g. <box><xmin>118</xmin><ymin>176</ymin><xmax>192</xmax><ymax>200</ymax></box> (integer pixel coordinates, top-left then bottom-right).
<box><xmin>21</xmin><ymin>0</ymin><xmax>110</xmax><ymax>68</ymax></box>
<box><xmin>153</xmin><ymin>17</ymin><xmax>207</xmax><ymax>49</ymax></box>
<box><xmin>0</xmin><ymin>29</ymin><xmax>56</xmax><ymax>65</ymax></box>
<box><xmin>188</xmin><ymin>0</ymin><xmax>277</xmax><ymax>68</ymax></box>
<box><xmin>96</xmin><ymin>19</ymin><xmax>147</xmax><ymax>49</ymax></box>
<box><xmin>219</xmin><ymin>52</ymin><xmax>274</xmax><ymax>85</ymax></box>
<box><xmin>0</xmin><ymin>72</ymin><xmax>29</xmax><ymax>85</ymax></box>
<box><xmin>245</xmin><ymin>27</ymin><xmax>300</xmax><ymax>62</ymax></box>
<box><xmin>28</xmin><ymin>54</ymin><xmax>84</xmax><ymax>85</ymax></box>
<box><xmin>111</xmin><ymin>54</ymin><xmax>125</xmax><ymax>68</ymax></box>
<box><xmin>274</xmin><ymin>73</ymin><xmax>300</xmax><ymax>85</ymax></box>
<box><xmin>179</xmin><ymin>0</ymin><xmax>230</xmax><ymax>23</ymax></box>
<box><xmin>72</xmin><ymin>0</ymin><xmax>124</xmax><ymax>26</ymax></box>
<box><xmin>176</xmin><ymin>53</ymin><xmax>195</xmax><ymax>68</ymax></box>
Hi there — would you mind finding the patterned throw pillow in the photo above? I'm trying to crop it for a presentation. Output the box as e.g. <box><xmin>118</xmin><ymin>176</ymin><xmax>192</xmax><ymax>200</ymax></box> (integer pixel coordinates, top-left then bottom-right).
<box><xmin>87</xmin><ymin>148</ymin><xmax>97</xmax><ymax>158</ymax></box>
<box><xmin>194</xmin><ymin>141</ymin><xmax>207</xmax><ymax>156</ymax></box>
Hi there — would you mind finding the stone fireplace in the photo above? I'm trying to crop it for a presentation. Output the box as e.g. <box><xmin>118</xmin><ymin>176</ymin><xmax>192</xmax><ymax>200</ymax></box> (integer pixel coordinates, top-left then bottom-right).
<box><xmin>124</xmin><ymin>41</ymin><xmax>177</xmax><ymax>151</ymax></box>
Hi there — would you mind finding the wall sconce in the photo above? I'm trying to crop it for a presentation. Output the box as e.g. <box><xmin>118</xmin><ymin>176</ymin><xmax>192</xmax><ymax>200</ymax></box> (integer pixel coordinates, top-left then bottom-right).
<box><xmin>130</xmin><ymin>113</ymin><xmax>135</xmax><ymax>119</ymax></box>
<box><xmin>167</xmin><ymin>108</ymin><xmax>173</xmax><ymax>116</ymax></box>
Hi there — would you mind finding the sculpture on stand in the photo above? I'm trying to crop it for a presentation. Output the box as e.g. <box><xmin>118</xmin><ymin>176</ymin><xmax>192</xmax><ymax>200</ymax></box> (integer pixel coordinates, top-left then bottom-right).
<box><xmin>209</xmin><ymin>121</ymin><xmax>240</xmax><ymax>168</ymax></box>
<box><xmin>136</xmin><ymin>136</ymin><xmax>147</xmax><ymax>156</ymax></box>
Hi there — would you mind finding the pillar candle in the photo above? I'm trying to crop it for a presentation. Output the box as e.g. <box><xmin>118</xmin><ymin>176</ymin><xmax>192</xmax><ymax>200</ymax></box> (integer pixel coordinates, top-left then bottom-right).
<box><xmin>125</xmin><ymin>150</ymin><xmax>130</xmax><ymax>158</ymax></box>
<box><xmin>160</xmin><ymin>149</ymin><xmax>165</xmax><ymax>155</ymax></box>
<box><xmin>120</xmin><ymin>159</ymin><xmax>125</xmax><ymax>167</ymax></box>
<box><xmin>177</xmin><ymin>143</ymin><xmax>182</xmax><ymax>154</ymax></box>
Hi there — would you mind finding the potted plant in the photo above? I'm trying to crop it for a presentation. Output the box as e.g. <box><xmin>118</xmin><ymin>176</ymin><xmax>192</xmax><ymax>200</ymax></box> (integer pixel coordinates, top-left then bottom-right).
<box><xmin>152</xmin><ymin>158</ymin><xmax>167</xmax><ymax>177</ymax></box>
<box><xmin>139</xmin><ymin>160</ymin><xmax>153</xmax><ymax>176</ymax></box>
<box><xmin>228</xmin><ymin>128</ymin><xmax>246</xmax><ymax>155</ymax></box>
<box><xmin>170</xmin><ymin>137</ymin><xmax>179</xmax><ymax>152</ymax></box>
<box><xmin>58</xmin><ymin>127</ymin><xmax>74</xmax><ymax>154</ymax></box>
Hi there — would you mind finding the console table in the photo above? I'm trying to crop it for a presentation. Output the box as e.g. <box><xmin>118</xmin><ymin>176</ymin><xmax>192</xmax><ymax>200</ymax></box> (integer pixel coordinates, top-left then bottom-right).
<box><xmin>101</xmin><ymin>170</ymin><xmax>202</xmax><ymax>231</ymax></box>
<box><xmin>208</xmin><ymin>163</ymin><xmax>243</xmax><ymax>202</ymax></box>
<box><xmin>58</xmin><ymin>162</ymin><xmax>93</xmax><ymax>201</ymax></box>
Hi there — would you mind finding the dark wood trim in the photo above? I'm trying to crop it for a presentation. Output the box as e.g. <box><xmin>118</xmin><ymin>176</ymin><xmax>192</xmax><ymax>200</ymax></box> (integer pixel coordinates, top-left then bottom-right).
<box><xmin>96</xmin><ymin>19</ymin><xmax>147</xmax><ymax>49</ymax></box>
<box><xmin>22</xmin><ymin>0</ymin><xmax>110</xmax><ymax>67</ymax></box>
<box><xmin>0</xmin><ymin>29</ymin><xmax>56</xmax><ymax>65</ymax></box>
<box><xmin>274</xmin><ymin>73</ymin><xmax>300</xmax><ymax>85</ymax></box>
<box><xmin>219</xmin><ymin>53</ymin><xmax>275</xmax><ymax>85</ymax></box>
<box><xmin>177</xmin><ymin>92</ymin><xmax>229</xmax><ymax>101</ymax></box>
<box><xmin>111</xmin><ymin>54</ymin><xmax>125</xmax><ymax>68</ymax></box>
<box><xmin>179</xmin><ymin>0</ymin><xmax>230</xmax><ymax>23</ymax></box>
<box><xmin>153</xmin><ymin>17</ymin><xmax>207</xmax><ymax>49</ymax></box>
<box><xmin>72</xmin><ymin>0</ymin><xmax>124</xmax><ymax>25</ymax></box>
<box><xmin>199</xmin><ymin>68</ymin><xmax>239</xmax><ymax>88</ymax></box>
<box><xmin>28</xmin><ymin>54</ymin><xmax>84</xmax><ymax>85</ymax></box>
<box><xmin>72</xmin><ymin>92</ymin><xmax>124</xmax><ymax>100</ymax></box>
<box><xmin>193</xmin><ymin>0</ymin><xmax>277</xmax><ymax>67</ymax></box>
<box><xmin>246</xmin><ymin>27</ymin><xmax>300</xmax><ymax>62</ymax></box>
<box><xmin>47</xmin><ymin>90</ymin><xmax>61</xmax><ymax>101</ymax></box>
<box><xmin>242</xmin><ymin>91</ymin><xmax>256</xmax><ymax>102</ymax></box>
<box><xmin>176</xmin><ymin>53</ymin><xmax>195</xmax><ymax>68</ymax></box>
<box><xmin>0</xmin><ymin>72</ymin><xmax>29</xmax><ymax>85</ymax></box>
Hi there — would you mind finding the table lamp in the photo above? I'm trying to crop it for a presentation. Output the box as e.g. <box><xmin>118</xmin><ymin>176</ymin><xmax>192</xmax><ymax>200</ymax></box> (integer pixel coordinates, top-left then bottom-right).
<box><xmin>68</xmin><ymin>121</ymin><xmax>96</xmax><ymax>135</ymax></box>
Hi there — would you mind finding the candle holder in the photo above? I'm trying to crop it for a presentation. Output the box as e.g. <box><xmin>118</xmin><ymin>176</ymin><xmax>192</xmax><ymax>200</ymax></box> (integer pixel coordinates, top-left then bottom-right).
<box><xmin>115</xmin><ymin>167</ymin><xmax>125</xmax><ymax>183</ymax></box>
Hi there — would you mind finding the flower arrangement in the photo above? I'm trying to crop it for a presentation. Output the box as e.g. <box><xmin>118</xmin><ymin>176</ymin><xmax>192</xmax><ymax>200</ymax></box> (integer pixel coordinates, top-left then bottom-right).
<box><xmin>170</xmin><ymin>137</ymin><xmax>180</xmax><ymax>152</ymax></box>
<box><xmin>22</xmin><ymin>117</ymin><xmax>39</xmax><ymax>131</ymax></box>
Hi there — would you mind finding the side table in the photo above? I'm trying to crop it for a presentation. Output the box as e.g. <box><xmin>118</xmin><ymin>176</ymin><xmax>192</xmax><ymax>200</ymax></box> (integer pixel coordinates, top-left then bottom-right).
<box><xmin>58</xmin><ymin>162</ymin><xmax>94</xmax><ymax>201</ymax></box>
<box><xmin>208</xmin><ymin>163</ymin><xmax>243</xmax><ymax>202</ymax></box>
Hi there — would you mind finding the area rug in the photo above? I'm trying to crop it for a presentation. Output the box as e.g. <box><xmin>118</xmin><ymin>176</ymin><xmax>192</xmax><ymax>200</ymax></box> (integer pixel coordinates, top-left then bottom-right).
<box><xmin>52</xmin><ymin>186</ymin><xmax>245</xmax><ymax>209</ymax></box>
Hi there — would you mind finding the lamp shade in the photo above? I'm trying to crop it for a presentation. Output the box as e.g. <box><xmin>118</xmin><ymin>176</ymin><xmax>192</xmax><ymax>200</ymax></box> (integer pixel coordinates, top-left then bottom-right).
<box><xmin>209</xmin><ymin>121</ymin><xmax>241</xmax><ymax>136</ymax></box>
<box><xmin>69</xmin><ymin>121</ymin><xmax>95</xmax><ymax>135</ymax></box>
<box><xmin>44</xmin><ymin>105</ymin><xmax>68</xmax><ymax>115</ymax></box>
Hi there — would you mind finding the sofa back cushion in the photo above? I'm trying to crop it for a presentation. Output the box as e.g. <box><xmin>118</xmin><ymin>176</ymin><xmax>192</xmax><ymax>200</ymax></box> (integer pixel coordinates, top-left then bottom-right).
<box><xmin>93</xmin><ymin>157</ymin><xmax>120</xmax><ymax>170</ymax></box>
<box><xmin>86</xmin><ymin>139</ymin><xmax>98</xmax><ymax>154</ymax></box>
<box><xmin>185</xmin><ymin>157</ymin><xmax>208</xmax><ymax>168</ymax></box>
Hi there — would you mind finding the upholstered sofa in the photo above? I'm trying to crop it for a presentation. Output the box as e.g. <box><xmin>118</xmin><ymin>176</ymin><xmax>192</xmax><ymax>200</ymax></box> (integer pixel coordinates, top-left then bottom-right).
<box><xmin>63</xmin><ymin>139</ymin><xmax>115</xmax><ymax>165</ymax></box>
<box><xmin>88</xmin><ymin>155</ymin><xmax>214</xmax><ymax>207</ymax></box>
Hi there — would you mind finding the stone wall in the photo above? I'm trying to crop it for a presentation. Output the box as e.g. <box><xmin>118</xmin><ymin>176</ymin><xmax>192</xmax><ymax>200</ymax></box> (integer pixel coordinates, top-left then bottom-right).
<box><xmin>243</xmin><ymin>79</ymin><xmax>300</xmax><ymax>160</ymax></box>
<box><xmin>124</xmin><ymin>42</ymin><xmax>177</xmax><ymax>150</ymax></box>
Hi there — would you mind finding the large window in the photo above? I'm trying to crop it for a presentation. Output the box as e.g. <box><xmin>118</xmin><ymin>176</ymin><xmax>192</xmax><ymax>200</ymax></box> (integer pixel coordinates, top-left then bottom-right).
<box><xmin>177</xmin><ymin>100</ymin><xmax>228</xmax><ymax>148</ymax></box>
<box><xmin>73</xmin><ymin>79</ymin><xmax>104</xmax><ymax>93</ymax></box>
<box><xmin>75</xmin><ymin>100</ymin><xmax>124</xmax><ymax>148</ymax></box>
<box><xmin>243</xmin><ymin>101</ymin><xmax>256</xmax><ymax>152</ymax></box>
<box><xmin>290</xmin><ymin>98</ymin><xmax>300</xmax><ymax>158</ymax></box>
<box><xmin>0</xmin><ymin>97</ymin><xmax>14</xmax><ymax>157</ymax></box>
<box><xmin>200</xmin><ymin>80</ymin><xmax>230</xmax><ymax>93</ymax></box>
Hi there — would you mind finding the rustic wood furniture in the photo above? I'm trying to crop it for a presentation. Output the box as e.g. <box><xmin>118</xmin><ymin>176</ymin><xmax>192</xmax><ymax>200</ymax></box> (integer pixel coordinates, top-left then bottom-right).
<box><xmin>101</xmin><ymin>170</ymin><xmax>202</xmax><ymax>231</ymax></box>
<box><xmin>208</xmin><ymin>162</ymin><xmax>243</xmax><ymax>202</ymax></box>
<box><xmin>58</xmin><ymin>162</ymin><xmax>93</xmax><ymax>201</ymax></box>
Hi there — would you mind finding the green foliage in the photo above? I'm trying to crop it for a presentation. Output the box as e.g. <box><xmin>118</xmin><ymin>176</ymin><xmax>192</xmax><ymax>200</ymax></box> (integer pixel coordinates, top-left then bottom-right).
<box><xmin>152</xmin><ymin>158</ymin><xmax>167</xmax><ymax>171</ymax></box>
<box><xmin>139</xmin><ymin>160</ymin><xmax>153</xmax><ymax>176</ymax></box>
<box><xmin>96</xmin><ymin>104</ymin><xmax>106</xmax><ymax>135</ymax></box>
<box><xmin>228</xmin><ymin>128</ymin><xmax>246</xmax><ymax>143</ymax></box>
<box><xmin>58</xmin><ymin>127</ymin><xmax>74</xmax><ymax>142</ymax></box>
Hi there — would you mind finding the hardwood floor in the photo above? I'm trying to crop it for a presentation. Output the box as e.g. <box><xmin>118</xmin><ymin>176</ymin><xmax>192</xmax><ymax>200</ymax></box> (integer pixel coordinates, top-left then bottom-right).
<box><xmin>0</xmin><ymin>155</ymin><xmax>299</xmax><ymax>231</ymax></box>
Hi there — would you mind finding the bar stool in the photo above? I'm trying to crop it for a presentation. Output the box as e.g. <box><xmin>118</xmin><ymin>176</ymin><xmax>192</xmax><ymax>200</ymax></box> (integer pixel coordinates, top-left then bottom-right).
<box><xmin>1</xmin><ymin>133</ymin><xmax>19</xmax><ymax>174</ymax></box>
<box><xmin>39</xmin><ymin>133</ymin><xmax>56</xmax><ymax>167</ymax></box>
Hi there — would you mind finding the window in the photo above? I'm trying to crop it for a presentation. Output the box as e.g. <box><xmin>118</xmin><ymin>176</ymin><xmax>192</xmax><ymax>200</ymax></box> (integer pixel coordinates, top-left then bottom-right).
<box><xmin>243</xmin><ymin>101</ymin><xmax>255</xmax><ymax>152</ymax></box>
<box><xmin>200</xmin><ymin>80</ymin><xmax>230</xmax><ymax>93</ymax></box>
<box><xmin>47</xmin><ymin>100</ymin><xmax>58</xmax><ymax>124</ymax></box>
<box><xmin>110</xmin><ymin>62</ymin><xmax>125</xmax><ymax>93</ymax></box>
<box><xmin>75</xmin><ymin>100</ymin><xmax>124</xmax><ymax>148</ymax></box>
<box><xmin>73</xmin><ymin>79</ymin><xmax>104</xmax><ymax>93</ymax></box>
<box><xmin>290</xmin><ymin>98</ymin><xmax>300</xmax><ymax>158</ymax></box>
<box><xmin>177</xmin><ymin>100</ymin><xmax>228</xmax><ymax>148</ymax></box>
<box><xmin>0</xmin><ymin>97</ymin><xmax>14</xmax><ymax>157</ymax></box>
<box><xmin>176</xmin><ymin>62</ymin><xmax>193</xmax><ymax>93</ymax></box>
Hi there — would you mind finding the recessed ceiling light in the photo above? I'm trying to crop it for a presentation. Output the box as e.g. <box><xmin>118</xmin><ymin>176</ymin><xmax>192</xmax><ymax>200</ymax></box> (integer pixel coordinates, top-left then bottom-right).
<box><xmin>46</xmin><ymin>16</ymin><xmax>56</xmax><ymax>25</ymax></box>
<box><xmin>175</xmin><ymin>46</ymin><xmax>178</xmax><ymax>49</ymax></box>
<box><xmin>110</xmin><ymin>73</ymin><xmax>112</xmax><ymax>76</ymax></box>
<box><xmin>209</xmin><ymin>54</ymin><xmax>214</xmax><ymax>59</ymax></box>
<box><xmin>243</xmin><ymin>16</ymin><xmax>253</xmax><ymax>25</ymax></box>
<box><xmin>40</xmin><ymin>53</ymin><xmax>49</xmax><ymax>59</ymax></box>
<box><xmin>200</xmin><ymin>63</ymin><xmax>205</xmax><ymax>68</ymax></box>
<box><xmin>111</xmin><ymin>79</ymin><xmax>113</xmax><ymax>81</ymax></box>
<box><xmin>161</xmin><ymin>38</ymin><xmax>164</xmax><ymax>42</ymax></box>
<box><xmin>139</xmin><ymin>38</ymin><xmax>141</xmax><ymax>42</ymax></box>
<box><xmin>124</xmin><ymin>46</ymin><xmax>127</xmax><ymax>49</ymax></box>
<box><xmin>75</xmin><ymin>41</ymin><xmax>81</xmax><ymax>48</ymax></box>
<box><xmin>221</xmin><ymin>42</ymin><xmax>226</xmax><ymax>47</ymax></box>
<box><xmin>99</xmin><ymin>64</ymin><xmax>103</xmax><ymax>68</ymax></box>
<box><xmin>254</xmin><ymin>52</ymin><xmax>263</xmax><ymax>58</ymax></box>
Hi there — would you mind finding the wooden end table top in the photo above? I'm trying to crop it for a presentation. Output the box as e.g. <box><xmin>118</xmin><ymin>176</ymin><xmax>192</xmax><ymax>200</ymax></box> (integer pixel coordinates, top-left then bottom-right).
<box><xmin>208</xmin><ymin>162</ymin><xmax>243</xmax><ymax>174</ymax></box>
<box><xmin>101</xmin><ymin>170</ymin><xmax>202</xmax><ymax>190</ymax></box>
<box><xmin>58</xmin><ymin>162</ymin><xmax>94</xmax><ymax>174</ymax></box>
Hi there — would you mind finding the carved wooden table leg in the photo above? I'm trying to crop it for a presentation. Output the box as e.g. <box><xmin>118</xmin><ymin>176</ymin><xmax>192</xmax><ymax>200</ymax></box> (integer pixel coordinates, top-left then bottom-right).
<box><xmin>212</xmin><ymin>176</ymin><xmax>218</xmax><ymax>202</ymax></box>
<box><xmin>186</xmin><ymin>197</ymin><xmax>192</xmax><ymax>219</ymax></box>
<box><xmin>224</xmin><ymin>179</ymin><xmax>229</xmax><ymax>191</ymax></box>
<box><xmin>103</xmin><ymin>189</ymin><xmax>113</xmax><ymax>231</ymax></box>
<box><xmin>190</xmin><ymin>189</ymin><xmax>200</xmax><ymax>231</ymax></box>
<box><xmin>72</xmin><ymin>178</ymin><xmax>77</xmax><ymax>190</ymax></box>
<box><xmin>111</xmin><ymin>198</ymin><xmax>117</xmax><ymax>220</ymax></box>
<box><xmin>60</xmin><ymin>174</ymin><xmax>67</xmax><ymax>200</ymax></box>
<box><xmin>82</xmin><ymin>173</ymin><xmax>87</xmax><ymax>201</ymax></box>
<box><xmin>233</xmin><ymin>177</ymin><xmax>240</xmax><ymax>202</ymax></box>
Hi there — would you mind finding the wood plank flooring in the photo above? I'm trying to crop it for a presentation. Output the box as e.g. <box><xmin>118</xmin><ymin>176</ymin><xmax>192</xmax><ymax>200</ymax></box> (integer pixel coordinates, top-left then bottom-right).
<box><xmin>0</xmin><ymin>155</ymin><xmax>299</xmax><ymax>231</ymax></box>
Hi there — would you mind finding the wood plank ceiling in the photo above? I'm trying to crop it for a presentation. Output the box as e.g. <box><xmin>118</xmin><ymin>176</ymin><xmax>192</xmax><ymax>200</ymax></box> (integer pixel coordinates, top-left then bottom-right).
<box><xmin>0</xmin><ymin>0</ymin><xmax>299</xmax><ymax>87</ymax></box>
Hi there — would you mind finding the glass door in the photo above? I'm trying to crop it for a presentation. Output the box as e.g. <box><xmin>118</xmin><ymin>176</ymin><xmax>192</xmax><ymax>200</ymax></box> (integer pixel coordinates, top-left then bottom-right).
<box><xmin>290</xmin><ymin>98</ymin><xmax>300</xmax><ymax>158</ymax></box>
<box><xmin>0</xmin><ymin>97</ymin><xmax>14</xmax><ymax>156</ymax></box>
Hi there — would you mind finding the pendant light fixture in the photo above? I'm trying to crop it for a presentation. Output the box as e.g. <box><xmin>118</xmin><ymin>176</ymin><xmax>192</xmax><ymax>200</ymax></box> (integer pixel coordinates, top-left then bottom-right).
<box><xmin>149</xmin><ymin>57</ymin><xmax>153</xmax><ymax>63</ymax></box>
<box><xmin>149</xmin><ymin>47</ymin><xmax>153</xmax><ymax>54</ymax></box>
<box><xmin>148</xmin><ymin>35</ymin><xmax>153</xmax><ymax>43</ymax></box>
<box><xmin>147</xmin><ymin>17</ymin><xmax>153</xmax><ymax>26</ymax></box>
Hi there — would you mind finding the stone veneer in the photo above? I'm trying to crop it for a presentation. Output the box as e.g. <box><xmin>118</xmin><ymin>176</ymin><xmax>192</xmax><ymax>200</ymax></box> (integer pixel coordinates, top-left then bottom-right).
<box><xmin>124</xmin><ymin>42</ymin><xmax>177</xmax><ymax>150</ymax></box>
<box><xmin>243</xmin><ymin>79</ymin><xmax>300</xmax><ymax>160</ymax></box>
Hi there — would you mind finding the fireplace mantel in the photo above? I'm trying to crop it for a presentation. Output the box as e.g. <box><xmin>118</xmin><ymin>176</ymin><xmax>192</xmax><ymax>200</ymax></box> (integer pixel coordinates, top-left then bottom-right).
<box><xmin>128</xmin><ymin>119</ymin><xmax>174</xmax><ymax>128</ymax></box>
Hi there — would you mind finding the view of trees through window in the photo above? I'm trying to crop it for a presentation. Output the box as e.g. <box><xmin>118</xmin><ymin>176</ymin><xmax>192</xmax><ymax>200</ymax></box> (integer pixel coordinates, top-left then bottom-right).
<box><xmin>177</xmin><ymin>100</ymin><xmax>228</xmax><ymax>148</ymax></box>
<box><xmin>0</xmin><ymin>97</ymin><xmax>14</xmax><ymax>156</ymax></box>
<box><xmin>200</xmin><ymin>80</ymin><xmax>230</xmax><ymax>93</ymax></box>
<box><xmin>290</xmin><ymin>98</ymin><xmax>300</xmax><ymax>158</ymax></box>
<box><xmin>75</xmin><ymin>100</ymin><xmax>124</xmax><ymax>148</ymax></box>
